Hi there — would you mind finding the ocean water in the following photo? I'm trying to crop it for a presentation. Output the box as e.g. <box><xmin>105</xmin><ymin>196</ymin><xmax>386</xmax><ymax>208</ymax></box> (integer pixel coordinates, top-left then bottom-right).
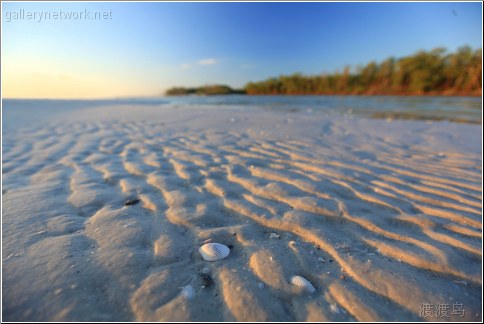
<box><xmin>2</xmin><ymin>95</ymin><xmax>481</xmax><ymax>129</ymax></box>
<box><xmin>164</xmin><ymin>95</ymin><xmax>482</xmax><ymax>124</ymax></box>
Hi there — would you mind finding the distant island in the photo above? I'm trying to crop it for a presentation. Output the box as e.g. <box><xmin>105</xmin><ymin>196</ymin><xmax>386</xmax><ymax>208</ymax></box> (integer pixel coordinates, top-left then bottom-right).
<box><xmin>165</xmin><ymin>84</ymin><xmax>246</xmax><ymax>96</ymax></box>
<box><xmin>166</xmin><ymin>46</ymin><xmax>481</xmax><ymax>97</ymax></box>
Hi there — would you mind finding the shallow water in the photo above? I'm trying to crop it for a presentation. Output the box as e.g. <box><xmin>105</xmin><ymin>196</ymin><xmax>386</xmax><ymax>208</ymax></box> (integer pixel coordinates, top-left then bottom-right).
<box><xmin>3</xmin><ymin>95</ymin><xmax>482</xmax><ymax>128</ymax></box>
<box><xmin>163</xmin><ymin>95</ymin><xmax>482</xmax><ymax>125</ymax></box>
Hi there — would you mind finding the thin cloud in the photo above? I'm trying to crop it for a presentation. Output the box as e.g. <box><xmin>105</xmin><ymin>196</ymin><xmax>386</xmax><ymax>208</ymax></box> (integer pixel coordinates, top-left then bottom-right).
<box><xmin>180</xmin><ymin>63</ymin><xmax>191</xmax><ymax>69</ymax></box>
<box><xmin>198</xmin><ymin>58</ymin><xmax>217</xmax><ymax>66</ymax></box>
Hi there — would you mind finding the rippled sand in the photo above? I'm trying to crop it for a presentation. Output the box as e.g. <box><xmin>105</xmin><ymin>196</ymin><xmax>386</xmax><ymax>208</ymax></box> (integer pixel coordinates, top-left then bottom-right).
<box><xmin>2</xmin><ymin>104</ymin><xmax>482</xmax><ymax>321</ymax></box>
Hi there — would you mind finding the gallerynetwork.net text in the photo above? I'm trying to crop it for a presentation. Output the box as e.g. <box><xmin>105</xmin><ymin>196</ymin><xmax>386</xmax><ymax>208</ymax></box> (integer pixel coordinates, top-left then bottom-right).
<box><xmin>5</xmin><ymin>9</ymin><xmax>113</xmax><ymax>22</ymax></box>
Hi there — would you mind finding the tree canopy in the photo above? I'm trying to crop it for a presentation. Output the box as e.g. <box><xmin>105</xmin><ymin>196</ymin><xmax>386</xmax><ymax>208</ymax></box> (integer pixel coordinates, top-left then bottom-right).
<box><xmin>245</xmin><ymin>47</ymin><xmax>481</xmax><ymax>96</ymax></box>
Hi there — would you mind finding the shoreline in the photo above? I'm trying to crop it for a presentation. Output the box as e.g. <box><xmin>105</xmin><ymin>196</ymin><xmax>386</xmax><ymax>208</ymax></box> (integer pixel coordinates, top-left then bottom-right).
<box><xmin>3</xmin><ymin>92</ymin><xmax>482</xmax><ymax>101</ymax></box>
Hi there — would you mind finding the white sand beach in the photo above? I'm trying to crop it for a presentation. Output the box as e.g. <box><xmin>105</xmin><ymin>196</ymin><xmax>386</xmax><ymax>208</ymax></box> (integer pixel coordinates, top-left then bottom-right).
<box><xmin>2</xmin><ymin>102</ymin><xmax>482</xmax><ymax>321</ymax></box>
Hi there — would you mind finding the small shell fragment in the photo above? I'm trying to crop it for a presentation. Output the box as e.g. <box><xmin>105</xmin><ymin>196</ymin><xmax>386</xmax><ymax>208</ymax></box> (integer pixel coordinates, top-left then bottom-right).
<box><xmin>290</xmin><ymin>275</ymin><xmax>316</xmax><ymax>293</ymax></box>
<box><xmin>124</xmin><ymin>198</ymin><xmax>140</xmax><ymax>206</ymax></box>
<box><xmin>330</xmin><ymin>304</ymin><xmax>340</xmax><ymax>314</ymax></box>
<box><xmin>181</xmin><ymin>285</ymin><xmax>195</xmax><ymax>299</ymax></box>
<box><xmin>269</xmin><ymin>233</ymin><xmax>280</xmax><ymax>239</ymax></box>
<box><xmin>199</xmin><ymin>243</ymin><xmax>230</xmax><ymax>261</ymax></box>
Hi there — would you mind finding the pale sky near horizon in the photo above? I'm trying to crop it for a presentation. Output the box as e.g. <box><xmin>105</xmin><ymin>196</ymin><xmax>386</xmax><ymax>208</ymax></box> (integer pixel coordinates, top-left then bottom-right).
<box><xmin>2</xmin><ymin>1</ymin><xmax>482</xmax><ymax>99</ymax></box>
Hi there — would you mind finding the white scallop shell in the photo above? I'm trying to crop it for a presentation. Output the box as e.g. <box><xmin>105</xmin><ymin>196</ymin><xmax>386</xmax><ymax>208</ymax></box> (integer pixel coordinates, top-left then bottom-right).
<box><xmin>199</xmin><ymin>243</ymin><xmax>230</xmax><ymax>261</ymax></box>
<box><xmin>290</xmin><ymin>275</ymin><xmax>316</xmax><ymax>293</ymax></box>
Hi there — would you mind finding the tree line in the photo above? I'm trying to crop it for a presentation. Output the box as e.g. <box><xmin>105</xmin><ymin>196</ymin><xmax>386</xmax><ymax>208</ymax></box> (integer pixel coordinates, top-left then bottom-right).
<box><xmin>245</xmin><ymin>46</ymin><xmax>481</xmax><ymax>96</ymax></box>
<box><xmin>165</xmin><ymin>46</ymin><xmax>481</xmax><ymax>96</ymax></box>
<box><xmin>165</xmin><ymin>85</ymin><xmax>245</xmax><ymax>96</ymax></box>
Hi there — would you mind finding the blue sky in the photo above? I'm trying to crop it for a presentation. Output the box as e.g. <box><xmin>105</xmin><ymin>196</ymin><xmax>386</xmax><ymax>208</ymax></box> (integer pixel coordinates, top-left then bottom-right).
<box><xmin>2</xmin><ymin>1</ymin><xmax>482</xmax><ymax>98</ymax></box>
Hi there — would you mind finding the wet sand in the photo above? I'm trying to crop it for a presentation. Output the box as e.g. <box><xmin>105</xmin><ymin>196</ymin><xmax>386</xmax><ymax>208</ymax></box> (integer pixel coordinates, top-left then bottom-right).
<box><xmin>2</xmin><ymin>103</ymin><xmax>482</xmax><ymax>321</ymax></box>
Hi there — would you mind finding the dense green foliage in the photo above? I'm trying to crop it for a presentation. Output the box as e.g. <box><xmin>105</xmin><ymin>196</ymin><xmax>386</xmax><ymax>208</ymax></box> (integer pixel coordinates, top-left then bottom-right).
<box><xmin>245</xmin><ymin>47</ymin><xmax>482</xmax><ymax>96</ymax></box>
<box><xmin>165</xmin><ymin>85</ymin><xmax>245</xmax><ymax>96</ymax></box>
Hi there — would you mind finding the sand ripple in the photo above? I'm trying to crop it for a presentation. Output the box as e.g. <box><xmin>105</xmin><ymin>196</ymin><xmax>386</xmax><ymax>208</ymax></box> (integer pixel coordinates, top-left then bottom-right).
<box><xmin>2</xmin><ymin>114</ymin><xmax>482</xmax><ymax>321</ymax></box>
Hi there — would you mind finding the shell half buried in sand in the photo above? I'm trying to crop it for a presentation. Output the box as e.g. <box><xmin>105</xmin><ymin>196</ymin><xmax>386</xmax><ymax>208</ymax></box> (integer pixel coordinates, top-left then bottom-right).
<box><xmin>290</xmin><ymin>275</ymin><xmax>316</xmax><ymax>293</ymax></box>
<box><xmin>199</xmin><ymin>243</ymin><xmax>230</xmax><ymax>261</ymax></box>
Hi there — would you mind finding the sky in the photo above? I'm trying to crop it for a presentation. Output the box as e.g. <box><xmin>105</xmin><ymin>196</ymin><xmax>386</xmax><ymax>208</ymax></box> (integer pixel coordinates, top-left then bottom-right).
<box><xmin>2</xmin><ymin>1</ymin><xmax>482</xmax><ymax>99</ymax></box>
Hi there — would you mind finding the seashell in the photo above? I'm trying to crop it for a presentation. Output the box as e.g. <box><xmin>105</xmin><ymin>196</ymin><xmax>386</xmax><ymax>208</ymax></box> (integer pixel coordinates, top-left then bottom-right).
<box><xmin>199</xmin><ymin>243</ymin><xmax>230</xmax><ymax>261</ymax></box>
<box><xmin>124</xmin><ymin>198</ymin><xmax>140</xmax><ymax>206</ymax></box>
<box><xmin>330</xmin><ymin>304</ymin><xmax>340</xmax><ymax>314</ymax></box>
<box><xmin>290</xmin><ymin>275</ymin><xmax>316</xmax><ymax>293</ymax></box>
<box><xmin>269</xmin><ymin>232</ymin><xmax>280</xmax><ymax>239</ymax></box>
<box><xmin>181</xmin><ymin>285</ymin><xmax>195</xmax><ymax>299</ymax></box>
